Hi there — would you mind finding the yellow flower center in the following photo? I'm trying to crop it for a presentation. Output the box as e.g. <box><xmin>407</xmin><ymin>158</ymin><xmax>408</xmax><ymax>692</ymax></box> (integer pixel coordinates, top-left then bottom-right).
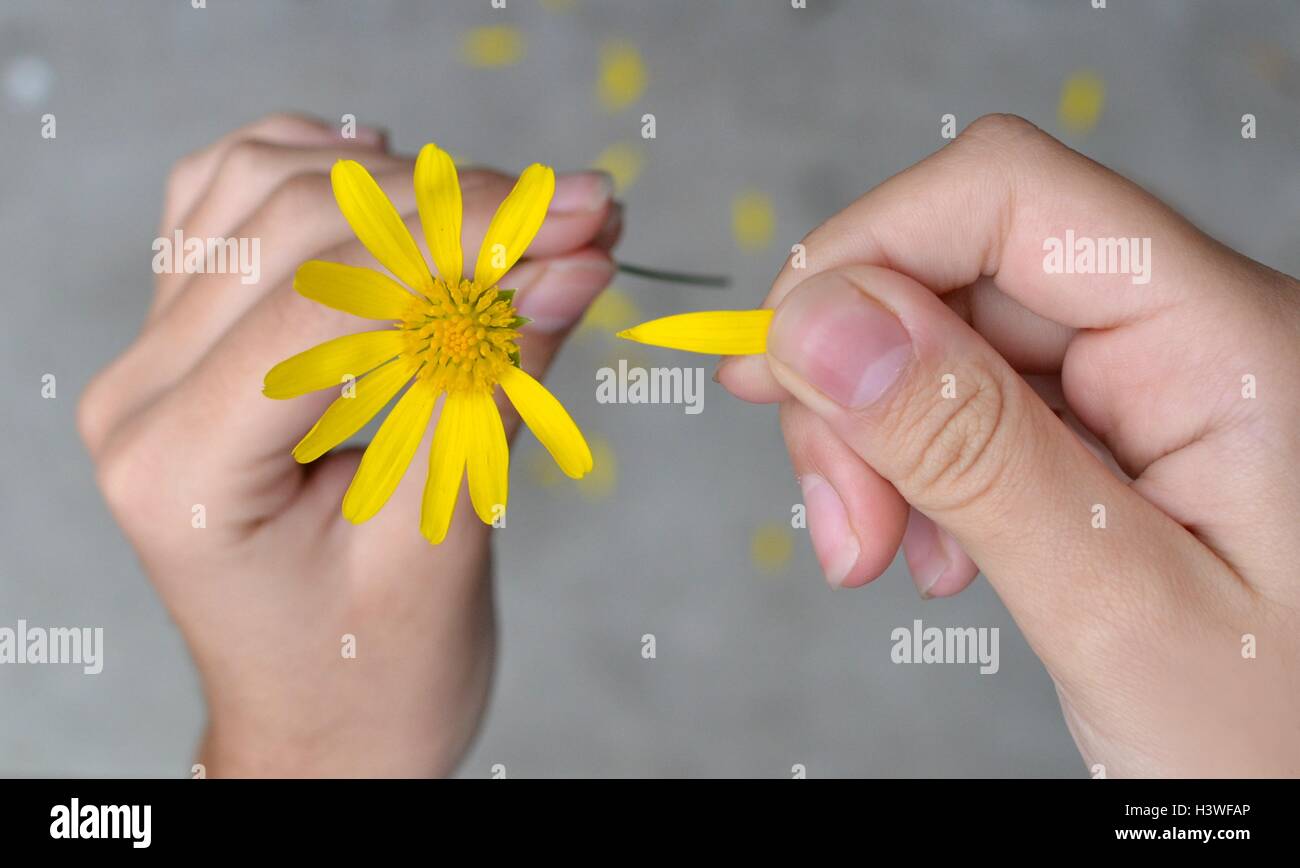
<box><xmin>402</xmin><ymin>278</ymin><xmax>521</xmax><ymax>394</ymax></box>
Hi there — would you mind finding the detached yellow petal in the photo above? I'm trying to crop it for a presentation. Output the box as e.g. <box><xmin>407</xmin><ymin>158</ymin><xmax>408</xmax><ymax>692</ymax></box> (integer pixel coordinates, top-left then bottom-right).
<box><xmin>264</xmin><ymin>329</ymin><xmax>405</xmax><ymax>399</ymax></box>
<box><xmin>294</xmin><ymin>261</ymin><xmax>419</xmax><ymax>321</ymax></box>
<box><xmin>414</xmin><ymin>144</ymin><xmax>463</xmax><ymax>286</ymax></box>
<box><xmin>597</xmin><ymin>40</ymin><xmax>646</xmax><ymax>113</ymax></box>
<box><xmin>474</xmin><ymin>163</ymin><xmax>554</xmax><ymax>288</ymax></box>
<box><xmin>341</xmin><ymin>379</ymin><xmax>438</xmax><ymax>524</ymax></box>
<box><xmin>499</xmin><ymin>366</ymin><xmax>592</xmax><ymax>479</ymax></box>
<box><xmin>421</xmin><ymin>391</ymin><xmax>469</xmax><ymax>544</ymax></box>
<box><xmin>331</xmin><ymin>160</ymin><xmax>431</xmax><ymax>292</ymax></box>
<box><xmin>1059</xmin><ymin>70</ymin><xmax>1105</xmax><ymax>134</ymax></box>
<box><xmin>460</xmin><ymin>25</ymin><xmax>525</xmax><ymax>68</ymax></box>
<box><xmin>291</xmin><ymin>357</ymin><xmax>418</xmax><ymax>463</ymax></box>
<box><xmin>616</xmin><ymin>309</ymin><xmax>773</xmax><ymax>355</ymax></box>
<box><xmin>464</xmin><ymin>390</ymin><xmax>509</xmax><ymax>524</ymax></box>
<box><xmin>732</xmin><ymin>191</ymin><xmax>775</xmax><ymax>250</ymax></box>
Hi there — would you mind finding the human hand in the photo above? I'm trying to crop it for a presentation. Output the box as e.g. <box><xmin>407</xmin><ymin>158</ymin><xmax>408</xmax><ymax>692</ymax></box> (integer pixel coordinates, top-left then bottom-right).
<box><xmin>718</xmin><ymin>114</ymin><xmax>1300</xmax><ymax>777</ymax></box>
<box><xmin>78</xmin><ymin>113</ymin><xmax>619</xmax><ymax>776</ymax></box>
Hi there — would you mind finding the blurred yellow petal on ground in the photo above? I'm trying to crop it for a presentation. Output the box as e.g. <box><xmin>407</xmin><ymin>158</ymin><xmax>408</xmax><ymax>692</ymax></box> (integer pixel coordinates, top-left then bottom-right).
<box><xmin>732</xmin><ymin>190</ymin><xmax>775</xmax><ymax>250</ymax></box>
<box><xmin>577</xmin><ymin>435</ymin><xmax>617</xmax><ymax>501</ymax></box>
<box><xmin>461</xmin><ymin>26</ymin><xmax>526</xmax><ymax>68</ymax></box>
<box><xmin>591</xmin><ymin>142</ymin><xmax>643</xmax><ymax>193</ymax></box>
<box><xmin>526</xmin><ymin>445</ymin><xmax>563</xmax><ymax>488</ymax></box>
<box><xmin>580</xmin><ymin>286</ymin><xmax>641</xmax><ymax>334</ymax></box>
<box><xmin>597</xmin><ymin>39</ymin><xmax>647</xmax><ymax>112</ymax></box>
<box><xmin>526</xmin><ymin>435</ymin><xmax>614</xmax><ymax>498</ymax></box>
<box><xmin>1058</xmin><ymin>70</ymin><xmax>1105</xmax><ymax>134</ymax></box>
<box><xmin>750</xmin><ymin>523</ymin><xmax>794</xmax><ymax>573</ymax></box>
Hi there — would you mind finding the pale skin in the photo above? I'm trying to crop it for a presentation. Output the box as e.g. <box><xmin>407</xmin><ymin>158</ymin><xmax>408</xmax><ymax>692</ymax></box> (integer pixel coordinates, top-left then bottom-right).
<box><xmin>82</xmin><ymin>113</ymin><xmax>1297</xmax><ymax>778</ymax></box>
<box><xmin>718</xmin><ymin>114</ymin><xmax>1300</xmax><ymax>777</ymax></box>
<box><xmin>78</xmin><ymin>114</ymin><xmax>621</xmax><ymax>776</ymax></box>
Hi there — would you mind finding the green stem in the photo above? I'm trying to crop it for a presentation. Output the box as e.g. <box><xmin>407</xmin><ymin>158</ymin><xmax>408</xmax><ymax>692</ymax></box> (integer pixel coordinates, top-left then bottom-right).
<box><xmin>616</xmin><ymin>261</ymin><xmax>731</xmax><ymax>288</ymax></box>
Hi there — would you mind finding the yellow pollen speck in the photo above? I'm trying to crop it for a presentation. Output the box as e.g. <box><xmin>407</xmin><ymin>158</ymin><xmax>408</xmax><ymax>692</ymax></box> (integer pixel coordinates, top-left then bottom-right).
<box><xmin>597</xmin><ymin>39</ymin><xmax>647</xmax><ymax>112</ymax></box>
<box><xmin>750</xmin><ymin>523</ymin><xmax>794</xmax><ymax>573</ymax></box>
<box><xmin>591</xmin><ymin>142</ymin><xmax>643</xmax><ymax>194</ymax></box>
<box><xmin>1058</xmin><ymin>70</ymin><xmax>1105</xmax><ymax>134</ymax></box>
<box><xmin>540</xmin><ymin>0</ymin><xmax>576</xmax><ymax>11</ymax></box>
<box><xmin>461</xmin><ymin>26</ymin><xmax>526</xmax><ymax>68</ymax></box>
<box><xmin>732</xmin><ymin>191</ymin><xmax>775</xmax><ymax>250</ymax></box>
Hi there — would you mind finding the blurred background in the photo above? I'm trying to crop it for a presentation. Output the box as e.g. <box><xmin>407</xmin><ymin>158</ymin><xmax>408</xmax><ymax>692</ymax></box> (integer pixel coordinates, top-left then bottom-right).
<box><xmin>2</xmin><ymin>0</ymin><xmax>1297</xmax><ymax>777</ymax></box>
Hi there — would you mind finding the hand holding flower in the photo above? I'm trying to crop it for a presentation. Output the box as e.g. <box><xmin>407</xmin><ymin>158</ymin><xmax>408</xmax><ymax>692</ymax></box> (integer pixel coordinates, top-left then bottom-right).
<box><xmin>79</xmin><ymin>114</ymin><xmax>619</xmax><ymax>776</ymax></box>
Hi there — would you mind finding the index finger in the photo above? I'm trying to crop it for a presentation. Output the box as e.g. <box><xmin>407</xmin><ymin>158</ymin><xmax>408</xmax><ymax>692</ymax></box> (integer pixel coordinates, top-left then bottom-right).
<box><xmin>159</xmin><ymin>112</ymin><xmax>384</xmax><ymax>236</ymax></box>
<box><xmin>718</xmin><ymin>112</ymin><xmax>1224</xmax><ymax>401</ymax></box>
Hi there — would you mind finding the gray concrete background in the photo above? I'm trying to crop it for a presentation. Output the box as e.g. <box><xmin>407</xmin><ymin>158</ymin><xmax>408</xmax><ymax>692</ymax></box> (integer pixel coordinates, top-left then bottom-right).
<box><xmin>1</xmin><ymin>0</ymin><xmax>1297</xmax><ymax>777</ymax></box>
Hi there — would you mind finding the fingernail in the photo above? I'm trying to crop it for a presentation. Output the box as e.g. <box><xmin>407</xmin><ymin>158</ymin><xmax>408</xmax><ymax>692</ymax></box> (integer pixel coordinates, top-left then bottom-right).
<box><xmin>356</xmin><ymin>125</ymin><xmax>387</xmax><ymax>146</ymax></box>
<box><xmin>594</xmin><ymin>200</ymin><xmax>624</xmax><ymax>248</ymax></box>
<box><xmin>902</xmin><ymin>510</ymin><xmax>951</xmax><ymax>599</ymax></box>
<box><xmin>713</xmin><ymin>355</ymin><xmax>738</xmax><ymax>384</ymax></box>
<box><xmin>550</xmin><ymin>171</ymin><xmax>614</xmax><ymax>213</ymax></box>
<box><xmin>515</xmin><ymin>255</ymin><xmax>616</xmax><ymax>333</ymax></box>
<box><xmin>768</xmin><ymin>273</ymin><xmax>912</xmax><ymax>409</ymax></box>
<box><xmin>799</xmin><ymin>473</ymin><xmax>859</xmax><ymax>588</ymax></box>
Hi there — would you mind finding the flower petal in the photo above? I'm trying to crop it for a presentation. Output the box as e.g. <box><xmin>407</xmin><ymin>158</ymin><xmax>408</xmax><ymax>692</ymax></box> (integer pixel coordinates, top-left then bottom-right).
<box><xmin>341</xmin><ymin>379</ymin><xmax>438</xmax><ymax>524</ymax></box>
<box><xmin>331</xmin><ymin>159</ymin><xmax>431</xmax><ymax>292</ymax></box>
<box><xmin>616</xmin><ymin>309</ymin><xmax>773</xmax><ymax>355</ymax></box>
<box><xmin>294</xmin><ymin>260</ymin><xmax>420</xmax><ymax>321</ymax></box>
<box><xmin>264</xmin><ymin>329</ymin><xmax>406</xmax><ymax>399</ymax></box>
<box><xmin>464</xmin><ymin>390</ymin><xmax>509</xmax><ymax>525</ymax></box>
<box><xmin>414</xmin><ymin>143</ymin><xmax>463</xmax><ymax>287</ymax></box>
<box><xmin>473</xmin><ymin>163</ymin><xmax>554</xmax><ymax>288</ymax></box>
<box><xmin>421</xmin><ymin>391</ymin><xmax>469</xmax><ymax>544</ymax></box>
<box><xmin>499</xmin><ymin>366</ymin><xmax>592</xmax><ymax>479</ymax></box>
<box><xmin>291</xmin><ymin>357</ymin><xmax>418</xmax><ymax>464</ymax></box>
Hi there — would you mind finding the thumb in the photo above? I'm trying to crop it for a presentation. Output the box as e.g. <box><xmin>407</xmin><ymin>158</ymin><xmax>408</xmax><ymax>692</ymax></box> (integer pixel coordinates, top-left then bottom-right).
<box><xmin>765</xmin><ymin>264</ymin><xmax>1206</xmax><ymax>666</ymax></box>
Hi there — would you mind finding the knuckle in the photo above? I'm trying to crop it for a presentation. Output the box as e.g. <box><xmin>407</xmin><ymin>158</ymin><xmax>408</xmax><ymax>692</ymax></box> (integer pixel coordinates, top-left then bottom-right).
<box><xmin>893</xmin><ymin>364</ymin><xmax>1022</xmax><ymax>515</ymax></box>
<box><xmin>253</xmin><ymin>111</ymin><xmax>327</xmax><ymax>139</ymax></box>
<box><xmin>163</xmin><ymin>153</ymin><xmax>203</xmax><ymax>205</ymax></box>
<box><xmin>262</xmin><ymin>172</ymin><xmax>331</xmax><ymax>224</ymax></box>
<box><xmin>958</xmin><ymin>112</ymin><xmax>1042</xmax><ymax>147</ymax></box>
<box><xmin>92</xmin><ymin>417</ymin><xmax>187</xmax><ymax>543</ymax></box>
<box><xmin>215</xmin><ymin>139</ymin><xmax>277</xmax><ymax>184</ymax></box>
<box><xmin>76</xmin><ymin>374</ymin><xmax>113</xmax><ymax>454</ymax></box>
<box><xmin>93</xmin><ymin>435</ymin><xmax>153</xmax><ymax>522</ymax></box>
<box><xmin>953</xmin><ymin>114</ymin><xmax>1057</xmax><ymax>180</ymax></box>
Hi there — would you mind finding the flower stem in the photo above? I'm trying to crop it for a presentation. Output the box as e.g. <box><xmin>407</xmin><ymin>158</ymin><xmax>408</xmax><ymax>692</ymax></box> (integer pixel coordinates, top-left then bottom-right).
<box><xmin>616</xmin><ymin>261</ymin><xmax>731</xmax><ymax>288</ymax></box>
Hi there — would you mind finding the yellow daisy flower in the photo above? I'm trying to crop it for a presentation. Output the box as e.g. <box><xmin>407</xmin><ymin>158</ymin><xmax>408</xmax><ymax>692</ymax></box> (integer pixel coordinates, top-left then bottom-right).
<box><xmin>264</xmin><ymin>144</ymin><xmax>593</xmax><ymax>544</ymax></box>
<box><xmin>616</xmin><ymin>309</ymin><xmax>773</xmax><ymax>355</ymax></box>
